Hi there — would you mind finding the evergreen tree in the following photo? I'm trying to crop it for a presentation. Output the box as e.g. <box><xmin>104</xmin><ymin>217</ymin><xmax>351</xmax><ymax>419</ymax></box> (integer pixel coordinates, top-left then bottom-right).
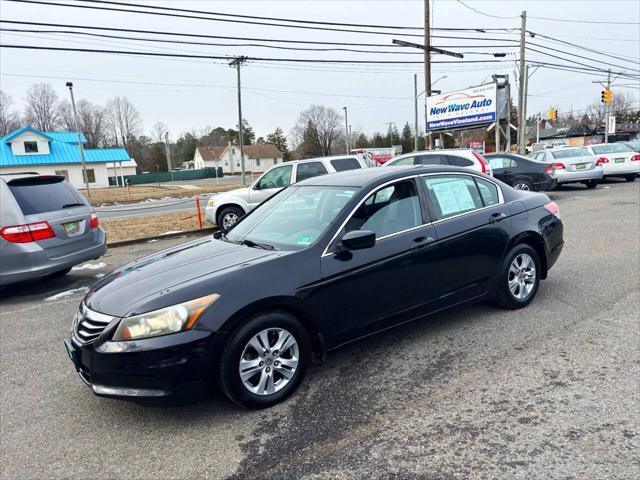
<box><xmin>266</xmin><ymin>127</ymin><xmax>291</xmax><ymax>161</ymax></box>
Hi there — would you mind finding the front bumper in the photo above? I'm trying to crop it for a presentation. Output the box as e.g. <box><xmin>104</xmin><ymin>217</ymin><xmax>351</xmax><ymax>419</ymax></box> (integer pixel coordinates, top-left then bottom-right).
<box><xmin>64</xmin><ymin>328</ymin><xmax>226</xmax><ymax>398</ymax></box>
<box><xmin>205</xmin><ymin>205</ymin><xmax>219</xmax><ymax>225</ymax></box>
<box><xmin>556</xmin><ymin>168</ymin><xmax>603</xmax><ymax>184</ymax></box>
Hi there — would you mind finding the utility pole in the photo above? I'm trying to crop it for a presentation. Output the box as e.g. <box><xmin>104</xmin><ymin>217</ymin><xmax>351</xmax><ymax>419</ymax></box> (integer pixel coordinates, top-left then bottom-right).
<box><xmin>605</xmin><ymin>69</ymin><xmax>611</xmax><ymax>144</ymax></box>
<box><xmin>424</xmin><ymin>0</ymin><xmax>431</xmax><ymax>150</ymax></box>
<box><xmin>536</xmin><ymin>113</ymin><xmax>541</xmax><ymax>144</ymax></box>
<box><xmin>343</xmin><ymin>106</ymin><xmax>350</xmax><ymax>153</ymax></box>
<box><xmin>505</xmin><ymin>77</ymin><xmax>512</xmax><ymax>152</ymax></box>
<box><xmin>229</xmin><ymin>56</ymin><xmax>248</xmax><ymax>185</ymax></box>
<box><xmin>164</xmin><ymin>131</ymin><xmax>174</xmax><ymax>181</ymax></box>
<box><xmin>65</xmin><ymin>82</ymin><xmax>90</xmax><ymax>197</ymax></box>
<box><xmin>385</xmin><ymin>122</ymin><xmax>394</xmax><ymax>147</ymax></box>
<box><xmin>517</xmin><ymin>10</ymin><xmax>527</xmax><ymax>155</ymax></box>
<box><xmin>414</xmin><ymin>73</ymin><xmax>419</xmax><ymax>151</ymax></box>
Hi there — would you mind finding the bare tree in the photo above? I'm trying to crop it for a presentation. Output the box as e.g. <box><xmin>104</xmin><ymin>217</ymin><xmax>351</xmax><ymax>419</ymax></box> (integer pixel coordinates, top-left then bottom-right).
<box><xmin>105</xmin><ymin>96</ymin><xmax>142</xmax><ymax>147</ymax></box>
<box><xmin>0</xmin><ymin>90</ymin><xmax>21</xmax><ymax>136</ymax></box>
<box><xmin>151</xmin><ymin>121</ymin><xmax>168</xmax><ymax>143</ymax></box>
<box><xmin>291</xmin><ymin>105</ymin><xmax>342</xmax><ymax>157</ymax></box>
<box><xmin>24</xmin><ymin>83</ymin><xmax>60</xmax><ymax>131</ymax></box>
<box><xmin>58</xmin><ymin>99</ymin><xmax>107</xmax><ymax>148</ymax></box>
<box><xmin>585</xmin><ymin>91</ymin><xmax>637</xmax><ymax>124</ymax></box>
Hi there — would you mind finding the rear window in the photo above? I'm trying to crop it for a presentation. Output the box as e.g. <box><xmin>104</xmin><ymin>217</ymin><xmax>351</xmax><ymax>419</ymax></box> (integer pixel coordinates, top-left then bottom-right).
<box><xmin>447</xmin><ymin>155</ymin><xmax>474</xmax><ymax>167</ymax></box>
<box><xmin>551</xmin><ymin>149</ymin><xmax>589</xmax><ymax>159</ymax></box>
<box><xmin>591</xmin><ymin>144</ymin><xmax>631</xmax><ymax>154</ymax></box>
<box><xmin>415</xmin><ymin>154</ymin><xmax>447</xmax><ymax>165</ymax></box>
<box><xmin>8</xmin><ymin>178</ymin><xmax>86</xmax><ymax>215</ymax></box>
<box><xmin>296</xmin><ymin>161</ymin><xmax>328</xmax><ymax>182</ymax></box>
<box><xmin>330</xmin><ymin>158</ymin><xmax>361</xmax><ymax>172</ymax></box>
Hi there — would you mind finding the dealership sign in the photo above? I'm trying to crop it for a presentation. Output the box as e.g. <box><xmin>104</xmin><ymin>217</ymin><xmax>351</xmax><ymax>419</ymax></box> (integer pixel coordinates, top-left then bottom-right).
<box><xmin>426</xmin><ymin>83</ymin><xmax>497</xmax><ymax>131</ymax></box>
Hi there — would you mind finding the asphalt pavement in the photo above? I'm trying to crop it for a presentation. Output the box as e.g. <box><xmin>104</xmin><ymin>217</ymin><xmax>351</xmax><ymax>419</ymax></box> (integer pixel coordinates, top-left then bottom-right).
<box><xmin>1</xmin><ymin>180</ymin><xmax>638</xmax><ymax>479</ymax></box>
<box><xmin>96</xmin><ymin>195</ymin><xmax>212</xmax><ymax>219</ymax></box>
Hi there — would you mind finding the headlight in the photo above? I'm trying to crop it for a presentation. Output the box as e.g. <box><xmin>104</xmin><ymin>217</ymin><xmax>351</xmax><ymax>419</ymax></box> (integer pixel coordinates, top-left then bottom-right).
<box><xmin>207</xmin><ymin>198</ymin><xmax>216</xmax><ymax>207</ymax></box>
<box><xmin>112</xmin><ymin>294</ymin><xmax>220</xmax><ymax>341</ymax></box>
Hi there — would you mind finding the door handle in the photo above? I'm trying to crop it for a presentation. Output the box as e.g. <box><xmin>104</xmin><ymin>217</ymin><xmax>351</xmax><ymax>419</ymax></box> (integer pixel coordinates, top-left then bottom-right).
<box><xmin>502</xmin><ymin>170</ymin><xmax>511</xmax><ymax>174</ymax></box>
<box><xmin>489</xmin><ymin>212</ymin><xmax>507</xmax><ymax>223</ymax></box>
<box><xmin>413</xmin><ymin>236</ymin><xmax>435</xmax><ymax>244</ymax></box>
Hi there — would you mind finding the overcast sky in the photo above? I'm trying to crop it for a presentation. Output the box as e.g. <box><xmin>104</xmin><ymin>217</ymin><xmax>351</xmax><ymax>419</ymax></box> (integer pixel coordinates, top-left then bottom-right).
<box><xmin>1</xmin><ymin>0</ymin><xmax>639</xmax><ymax>141</ymax></box>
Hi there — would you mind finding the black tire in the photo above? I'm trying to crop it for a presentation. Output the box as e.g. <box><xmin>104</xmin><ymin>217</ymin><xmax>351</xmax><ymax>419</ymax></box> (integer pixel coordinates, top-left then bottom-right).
<box><xmin>512</xmin><ymin>179</ymin><xmax>533</xmax><ymax>191</ymax></box>
<box><xmin>585</xmin><ymin>180</ymin><xmax>599</xmax><ymax>189</ymax></box>
<box><xmin>47</xmin><ymin>267</ymin><xmax>72</xmax><ymax>278</ymax></box>
<box><xmin>217</xmin><ymin>206</ymin><xmax>244</xmax><ymax>230</ymax></box>
<box><xmin>218</xmin><ymin>311</ymin><xmax>310</xmax><ymax>409</ymax></box>
<box><xmin>625</xmin><ymin>174</ymin><xmax>637</xmax><ymax>182</ymax></box>
<box><xmin>495</xmin><ymin>244</ymin><xmax>541</xmax><ymax>310</ymax></box>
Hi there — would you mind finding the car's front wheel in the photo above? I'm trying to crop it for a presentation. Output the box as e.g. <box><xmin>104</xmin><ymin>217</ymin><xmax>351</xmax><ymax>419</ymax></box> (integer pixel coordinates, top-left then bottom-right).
<box><xmin>218</xmin><ymin>312</ymin><xmax>309</xmax><ymax>408</ymax></box>
<box><xmin>495</xmin><ymin>244</ymin><xmax>541</xmax><ymax>309</ymax></box>
<box><xmin>625</xmin><ymin>174</ymin><xmax>637</xmax><ymax>182</ymax></box>
<box><xmin>585</xmin><ymin>180</ymin><xmax>599</xmax><ymax>189</ymax></box>
<box><xmin>217</xmin><ymin>206</ymin><xmax>244</xmax><ymax>230</ymax></box>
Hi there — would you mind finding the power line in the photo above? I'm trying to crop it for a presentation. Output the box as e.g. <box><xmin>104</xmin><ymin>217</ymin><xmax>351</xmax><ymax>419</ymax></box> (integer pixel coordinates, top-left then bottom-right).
<box><xmin>455</xmin><ymin>0</ymin><xmax>519</xmax><ymax>20</ymax></box>
<box><xmin>0</xmin><ymin>28</ymin><xmax>517</xmax><ymax>55</ymax></box>
<box><xmin>0</xmin><ymin>44</ymin><xmax>514</xmax><ymax>64</ymax></box>
<box><xmin>526</xmin><ymin>47</ymin><xmax>640</xmax><ymax>79</ymax></box>
<box><xmin>0</xmin><ymin>19</ymin><xmax>522</xmax><ymax>45</ymax></box>
<box><xmin>527</xmin><ymin>43</ymin><xmax>640</xmax><ymax>72</ymax></box>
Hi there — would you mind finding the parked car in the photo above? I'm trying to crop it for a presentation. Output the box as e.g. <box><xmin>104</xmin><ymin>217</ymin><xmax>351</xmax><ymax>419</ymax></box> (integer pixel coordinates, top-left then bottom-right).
<box><xmin>619</xmin><ymin>140</ymin><xmax>640</xmax><ymax>153</ymax></box>
<box><xmin>65</xmin><ymin>166</ymin><xmax>563</xmax><ymax>408</ymax></box>
<box><xmin>529</xmin><ymin>147</ymin><xmax>604</xmax><ymax>189</ymax></box>
<box><xmin>582</xmin><ymin>143</ymin><xmax>639</xmax><ymax>182</ymax></box>
<box><xmin>485</xmin><ymin>153</ymin><xmax>557</xmax><ymax>191</ymax></box>
<box><xmin>0</xmin><ymin>173</ymin><xmax>106</xmax><ymax>286</ymax></box>
<box><xmin>383</xmin><ymin>149</ymin><xmax>492</xmax><ymax>175</ymax></box>
<box><xmin>206</xmin><ymin>155</ymin><xmax>369</xmax><ymax>229</ymax></box>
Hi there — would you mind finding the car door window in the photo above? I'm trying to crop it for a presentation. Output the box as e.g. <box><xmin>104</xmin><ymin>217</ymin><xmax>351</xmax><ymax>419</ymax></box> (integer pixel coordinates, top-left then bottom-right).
<box><xmin>488</xmin><ymin>156</ymin><xmax>509</xmax><ymax>170</ymax></box>
<box><xmin>296</xmin><ymin>162</ymin><xmax>328</xmax><ymax>182</ymax></box>
<box><xmin>474</xmin><ymin>177</ymin><xmax>500</xmax><ymax>207</ymax></box>
<box><xmin>344</xmin><ymin>180</ymin><xmax>422</xmax><ymax>239</ymax></box>
<box><xmin>389</xmin><ymin>156</ymin><xmax>415</xmax><ymax>166</ymax></box>
<box><xmin>330</xmin><ymin>157</ymin><xmax>361</xmax><ymax>172</ymax></box>
<box><xmin>415</xmin><ymin>154</ymin><xmax>447</xmax><ymax>165</ymax></box>
<box><xmin>257</xmin><ymin>165</ymin><xmax>293</xmax><ymax>190</ymax></box>
<box><xmin>423</xmin><ymin>175</ymin><xmax>484</xmax><ymax>220</ymax></box>
<box><xmin>447</xmin><ymin>155</ymin><xmax>474</xmax><ymax>167</ymax></box>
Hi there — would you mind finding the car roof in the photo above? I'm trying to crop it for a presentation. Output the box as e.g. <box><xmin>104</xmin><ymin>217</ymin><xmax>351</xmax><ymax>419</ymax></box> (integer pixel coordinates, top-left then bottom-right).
<box><xmin>297</xmin><ymin>165</ymin><xmax>478</xmax><ymax>187</ymax></box>
<box><xmin>0</xmin><ymin>172</ymin><xmax>40</xmax><ymax>183</ymax></box>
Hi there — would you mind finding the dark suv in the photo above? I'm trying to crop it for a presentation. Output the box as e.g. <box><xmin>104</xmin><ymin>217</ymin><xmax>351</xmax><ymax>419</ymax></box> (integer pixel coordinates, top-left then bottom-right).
<box><xmin>0</xmin><ymin>173</ymin><xmax>107</xmax><ymax>285</ymax></box>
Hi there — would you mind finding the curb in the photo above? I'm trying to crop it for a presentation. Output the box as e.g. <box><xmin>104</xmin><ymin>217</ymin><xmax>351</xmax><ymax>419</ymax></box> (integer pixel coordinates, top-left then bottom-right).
<box><xmin>107</xmin><ymin>227</ymin><xmax>218</xmax><ymax>248</ymax></box>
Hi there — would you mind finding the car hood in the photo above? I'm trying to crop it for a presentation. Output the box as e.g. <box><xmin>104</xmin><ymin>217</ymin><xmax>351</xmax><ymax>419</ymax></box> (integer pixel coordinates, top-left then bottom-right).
<box><xmin>84</xmin><ymin>237</ymin><xmax>279</xmax><ymax>317</ymax></box>
<box><xmin>216</xmin><ymin>186</ymin><xmax>251</xmax><ymax>200</ymax></box>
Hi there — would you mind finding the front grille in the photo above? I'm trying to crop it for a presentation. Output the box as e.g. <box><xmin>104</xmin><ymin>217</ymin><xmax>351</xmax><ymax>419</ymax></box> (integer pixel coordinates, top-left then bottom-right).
<box><xmin>73</xmin><ymin>304</ymin><xmax>115</xmax><ymax>344</ymax></box>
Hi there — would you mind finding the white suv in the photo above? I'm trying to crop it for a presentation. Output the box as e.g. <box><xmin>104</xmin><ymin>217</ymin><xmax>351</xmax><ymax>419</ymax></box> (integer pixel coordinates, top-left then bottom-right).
<box><xmin>206</xmin><ymin>155</ymin><xmax>369</xmax><ymax>228</ymax></box>
<box><xmin>384</xmin><ymin>149</ymin><xmax>492</xmax><ymax>175</ymax></box>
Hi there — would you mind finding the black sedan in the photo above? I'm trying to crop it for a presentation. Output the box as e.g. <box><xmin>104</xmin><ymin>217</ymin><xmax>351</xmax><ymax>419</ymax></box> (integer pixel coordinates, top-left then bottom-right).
<box><xmin>486</xmin><ymin>153</ymin><xmax>557</xmax><ymax>191</ymax></box>
<box><xmin>64</xmin><ymin>166</ymin><xmax>564</xmax><ymax>408</ymax></box>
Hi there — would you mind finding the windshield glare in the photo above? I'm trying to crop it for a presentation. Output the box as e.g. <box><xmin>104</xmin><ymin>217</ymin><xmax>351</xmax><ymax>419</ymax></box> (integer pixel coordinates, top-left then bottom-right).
<box><xmin>225</xmin><ymin>186</ymin><xmax>357</xmax><ymax>251</ymax></box>
<box><xmin>551</xmin><ymin>148</ymin><xmax>590</xmax><ymax>159</ymax></box>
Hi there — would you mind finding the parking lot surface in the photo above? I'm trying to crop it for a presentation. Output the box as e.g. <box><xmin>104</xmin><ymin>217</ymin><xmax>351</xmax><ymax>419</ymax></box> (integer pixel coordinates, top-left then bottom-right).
<box><xmin>1</xmin><ymin>180</ymin><xmax>638</xmax><ymax>479</ymax></box>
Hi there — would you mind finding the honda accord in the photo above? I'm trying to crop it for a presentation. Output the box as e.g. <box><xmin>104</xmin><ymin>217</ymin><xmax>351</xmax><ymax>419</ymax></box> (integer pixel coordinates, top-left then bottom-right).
<box><xmin>64</xmin><ymin>166</ymin><xmax>564</xmax><ymax>408</ymax></box>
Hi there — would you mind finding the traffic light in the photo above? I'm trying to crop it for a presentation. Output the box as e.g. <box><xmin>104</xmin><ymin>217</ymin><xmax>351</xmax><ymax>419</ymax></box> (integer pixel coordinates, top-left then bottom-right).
<box><xmin>601</xmin><ymin>88</ymin><xmax>612</xmax><ymax>104</ymax></box>
<box><xmin>548</xmin><ymin>108</ymin><xmax>558</xmax><ymax>121</ymax></box>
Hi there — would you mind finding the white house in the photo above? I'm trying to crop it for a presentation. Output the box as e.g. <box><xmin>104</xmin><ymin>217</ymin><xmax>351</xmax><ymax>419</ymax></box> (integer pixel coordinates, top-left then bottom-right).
<box><xmin>106</xmin><ymin>158</ymin><xmax>138</xmax><ymax>185</ymax></box>
<box><xmin>193</xmin><ymin>142</ymin><xmax>284</xmax><ymax>175</ymax></box>
<box><xmin>0</xmin><ymin>126</ymin><xmax>132</xmax><ymax>189</ymax></box>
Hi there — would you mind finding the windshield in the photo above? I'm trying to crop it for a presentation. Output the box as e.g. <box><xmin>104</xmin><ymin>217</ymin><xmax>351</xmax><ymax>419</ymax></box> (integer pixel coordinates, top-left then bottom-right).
<box><xmin>592</xmin><ymin>144</ymin><xmax>632</xmax><ymax>154</ymax></box>
<box><xmin>225</xmin><ymin>186</ymin><xmax>357</xmax><ymax>251</ymax></box>
<box><xmin>551</xmin><ymin>148</ymin><xmax>590</xmax><ymax>159</ymax></box>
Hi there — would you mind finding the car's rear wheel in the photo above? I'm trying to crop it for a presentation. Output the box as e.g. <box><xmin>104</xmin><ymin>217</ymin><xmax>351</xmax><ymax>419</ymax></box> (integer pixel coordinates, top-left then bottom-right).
<box><xmin>217</xmin><ymin>206</ymin><xmax>244</xmax><ymax>230</ymax></box>
<box><xmin>218</xmin><ymin>311</ymin><xmax>309</xmax><ymax>408</ymax></box>
<box><xmin>625</xmin><ymin>174</ymin><xmax>637</xmax><ymax>182</ymax></box>
<box><xmin>585</xmin><ymin>180</ymin><xmax>599</xmax><ymax>189</ymax></box>
<box><xmin>513</xmin><ymin>179</ymin><xmax>533</xmax><ymax>191</ymax></box>
<box><xmin>495</xmin><ymin>244</ymin><xmax>541</xmax><ymax>310</ymax></box>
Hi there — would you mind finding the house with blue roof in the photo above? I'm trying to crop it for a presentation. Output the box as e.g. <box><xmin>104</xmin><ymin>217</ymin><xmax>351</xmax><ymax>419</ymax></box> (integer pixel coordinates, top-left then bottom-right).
<box><xmin>0</xmin><ymin>126</ymin><xmax>136</xmax><ymax>188</ymax></box>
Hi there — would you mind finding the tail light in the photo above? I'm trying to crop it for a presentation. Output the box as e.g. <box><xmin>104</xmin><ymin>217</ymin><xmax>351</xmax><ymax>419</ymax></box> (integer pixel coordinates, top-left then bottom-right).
<box><xmin>595</xmin><ymin>157</ymin><xmax>609</xmax><ymax>166</ymax></box>
<box><xmin>472</xmin><ymin>151</ymin><xmax>490</xmax><ymax>175</ymax></box>
<box><xmin>544</xmin><ymin>164</ymin><xmax>556</xmax><ymax>176</ymax></box>
<box><xmin>543</xmin><ymin>201</ymin><xmax>561</xmax><ymax>219</ymax></box>
<box><xmin>89</xmin><ymin>212</ymin><xmax>99</xmax><ymax>229</ymax></box>
<box><xmin>0</xmin><ymin>222</ymin><xmax>55</xmax><ymax>243</ymax></box>
<box><xmin>554</xmin><ymin>162</ymin><xmax>566</xmax><ymax>170</ymax></box>
<box><xmin>631</xmin><ymin>154</ymin><xmax>640</xmax><ymax>161</ymax></box>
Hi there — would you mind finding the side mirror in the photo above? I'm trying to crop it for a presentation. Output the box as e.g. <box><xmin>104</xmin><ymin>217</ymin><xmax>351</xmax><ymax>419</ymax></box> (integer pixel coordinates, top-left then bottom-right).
<box><xmin>338</xmin><ymin>230</ymin><xmax>376</xmax><ymax>251</ymax></box>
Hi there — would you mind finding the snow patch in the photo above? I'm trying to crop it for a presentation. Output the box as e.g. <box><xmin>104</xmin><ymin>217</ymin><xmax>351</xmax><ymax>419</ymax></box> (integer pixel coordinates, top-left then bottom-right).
<box><xmin>95</xmin><ymin>273</ymin><xmax>106</xmax><ymax>279</ymax></box>
<box><xmin>72</xmin><ymin>262</ymin><xmax>106</xmax><ymax>271</ymax></box>
<box><xmin>148</xmin><ymin>239</ymin><xmax>159</xmax><ymax>243</ymax></box>
<box><xmin>46</xmin><ymin>287</ymin><xmax>89</xmax><ymax>301</ymax></box>
<box><xmin>160</xmin><ymin>230</ymin><xmax>183</xmax><ymax>236</ymax></box>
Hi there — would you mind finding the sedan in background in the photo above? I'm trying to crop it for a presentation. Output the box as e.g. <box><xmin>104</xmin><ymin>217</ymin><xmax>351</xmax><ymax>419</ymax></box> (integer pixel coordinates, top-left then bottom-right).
<box><xmin>619</xmin><ymin>140</ymin><xmax>640</xmax><ymax>154</ymax></box>
<box><xmin>0</xmin><ymin>173</ymin><xmax>107</xmax><ymax>285</ymax></box>
<box><xmin>65</xmin><ymin>166</ymin><xmax>563</xmax><ymax>408</ymax></box>
<box><xmin>384</xmin><ymin>149</ymin><xmax>492</xmax><ymax>175</ymax></box>
<box><xmin>583</xmin><ymin>143</ymin><xmax>639</xmax><ymax>182</ymax></box>
<box><xmin>486</xmin><ymin>153</ymin><xmax>557</xmax><ymax>191</ymax></box>
<box><xmin>530</xmin><ymin>147</ymin><xmax>604</xmax><ymax>189</ymax></box>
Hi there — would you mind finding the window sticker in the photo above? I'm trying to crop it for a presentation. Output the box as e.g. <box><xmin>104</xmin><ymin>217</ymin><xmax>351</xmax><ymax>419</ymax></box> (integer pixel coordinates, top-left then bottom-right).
<box><xmin>431</xmin><ymin>179</ymin><xmax>476</xmax><ymax>216</ymax></box>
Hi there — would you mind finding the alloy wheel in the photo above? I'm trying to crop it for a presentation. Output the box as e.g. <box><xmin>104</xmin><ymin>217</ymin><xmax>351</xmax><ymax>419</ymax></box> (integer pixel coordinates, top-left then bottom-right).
<box><xmin>239</xmin><ymin>328</ymin><xmax>299</xmax><ymax>396</ymax></box>
<box><xmin>222</xmin><ymin>213</ymin><xmax>239</xmax><ymax>229</ymax></box>
<box><xmin>508</xmin><ymin>253</ymin><xmax>536</xmax><ymax>300</ymax></box>
<box><xmin>514</xmin><ymin>183</ymin><xmax>531</xmax><ymax>191</ymax></box>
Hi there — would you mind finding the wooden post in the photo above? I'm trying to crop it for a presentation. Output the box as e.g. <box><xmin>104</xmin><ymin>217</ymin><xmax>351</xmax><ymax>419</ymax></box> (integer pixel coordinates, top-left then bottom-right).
<box><xmin>126</xmin><ymin>180</ymin><xmax>131</xmax><ymax>200</ymax></box>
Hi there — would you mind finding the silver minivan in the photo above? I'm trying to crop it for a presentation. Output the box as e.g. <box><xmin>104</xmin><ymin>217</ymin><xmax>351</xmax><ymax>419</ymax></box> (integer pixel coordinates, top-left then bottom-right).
<box><xmin>0</xmin><ymin>173</ymin><xmax>107</xmax><ymax>286</ymax></box>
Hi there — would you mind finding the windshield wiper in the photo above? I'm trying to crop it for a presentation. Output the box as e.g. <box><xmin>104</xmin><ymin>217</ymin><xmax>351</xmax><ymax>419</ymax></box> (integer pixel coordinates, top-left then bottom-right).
<box><xmin>62</xmin><ymin>202</ymin><xmax>85</xmax><ymax>208</ymax></box>
<box><xmin>241</xmin><ymin>239</ymin><xmax>276</xmax><ymax>250</ymax></box>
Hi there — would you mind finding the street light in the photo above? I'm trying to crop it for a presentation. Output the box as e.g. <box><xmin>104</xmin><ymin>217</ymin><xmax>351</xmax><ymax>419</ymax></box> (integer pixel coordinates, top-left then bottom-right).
<box><xmin>65</xmin><ymin>82</ymin><xmax>90</xmax><ymax>197</ymax></box>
